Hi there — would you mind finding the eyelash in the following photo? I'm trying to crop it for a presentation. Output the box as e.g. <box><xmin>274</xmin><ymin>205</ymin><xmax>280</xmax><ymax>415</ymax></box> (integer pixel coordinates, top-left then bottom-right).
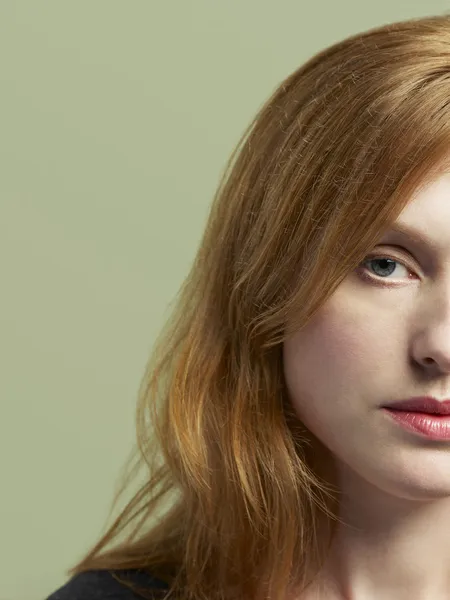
<box><xmin>358</xmin><ymin>253</ymin><xmax>418</xmax><ymax>288</ymax></box>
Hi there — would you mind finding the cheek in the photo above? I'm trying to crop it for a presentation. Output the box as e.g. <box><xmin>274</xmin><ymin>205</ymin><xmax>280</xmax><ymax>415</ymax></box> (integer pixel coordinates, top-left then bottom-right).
<box><xmin>282</xmin><ymin>301</ymin><xmax>384</xmax><ymax>426</ymax></box>
<box><xmin>284</xmin><ymin>309</ymin><xmax>362</xmax><ymax>382</ymax></box>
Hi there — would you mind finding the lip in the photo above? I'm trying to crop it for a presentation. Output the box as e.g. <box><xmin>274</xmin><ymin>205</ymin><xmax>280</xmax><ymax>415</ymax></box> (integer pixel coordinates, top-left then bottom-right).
<box><xmin>382</xmin><ymin>396</ymin><xmax>450</xmax><ymax>441</ymax></box>
<box><xmin>383</xmin><ymin>396</ymin><xmax>450</xmax><ymax>415</ymax></box>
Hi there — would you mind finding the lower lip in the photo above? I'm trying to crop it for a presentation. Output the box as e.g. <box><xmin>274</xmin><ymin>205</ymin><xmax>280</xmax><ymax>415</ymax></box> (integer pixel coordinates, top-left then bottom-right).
<box><xmin>383</xmin><ymin>408</ymin><xmax>450</xmax><ymax>440</ymax></box>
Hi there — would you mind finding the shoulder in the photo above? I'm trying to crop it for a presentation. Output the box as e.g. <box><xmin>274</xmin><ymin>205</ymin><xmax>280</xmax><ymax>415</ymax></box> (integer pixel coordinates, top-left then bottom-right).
<box><xmin>45</xmin><ymin>568</ymin><xmax>170</xmax><ymax>600</ymax></box>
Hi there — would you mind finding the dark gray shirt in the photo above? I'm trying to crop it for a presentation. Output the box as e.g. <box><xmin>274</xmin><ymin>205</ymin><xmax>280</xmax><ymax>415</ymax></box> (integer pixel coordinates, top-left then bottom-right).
<box><xmin>45</xmin><ymin>569</ymin><xmax>170</xmax><ymax>599</ymax></box>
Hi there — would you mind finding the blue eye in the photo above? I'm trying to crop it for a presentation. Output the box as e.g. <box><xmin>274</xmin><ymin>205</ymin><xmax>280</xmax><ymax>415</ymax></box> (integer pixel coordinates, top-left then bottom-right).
<box><xmin>365</xmin><ymin>257</ymin><xmax>399</xmax><ymax>278</ymax></box>
<box><xmin>358</xmin><ymin>253</ymin><xmax>417</xmax><ymax>286</ymax></box>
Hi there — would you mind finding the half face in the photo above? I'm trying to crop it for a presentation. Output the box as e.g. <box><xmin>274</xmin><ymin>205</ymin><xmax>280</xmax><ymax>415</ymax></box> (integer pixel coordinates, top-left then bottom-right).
<box><xmin>283</xmin><ymin>171</ymin><xmax>450</xmax><ymax>501</ymax></box>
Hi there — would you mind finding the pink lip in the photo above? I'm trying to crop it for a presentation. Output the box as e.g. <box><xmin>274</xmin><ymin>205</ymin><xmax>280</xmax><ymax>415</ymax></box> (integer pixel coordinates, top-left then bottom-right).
<box><xmin>383</xmin><ymin>409</ymin><xmax>450</xmax><ymax>440</ymax></box>
<box><xmin>382</xmin><ymin>397</ymin><xmax>450</xmax><ymax>441</ymax></box>
<box><xmin>383</xmin><ymin>396</ymin><xmax>450</xmax><ymax>415</ymax></box>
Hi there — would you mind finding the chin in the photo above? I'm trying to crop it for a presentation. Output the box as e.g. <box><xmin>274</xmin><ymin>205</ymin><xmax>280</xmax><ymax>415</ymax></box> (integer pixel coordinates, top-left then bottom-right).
<box><xmin>335</xmin><ymin>451</ymin><xmax>450</xmax><ymax>503</ymax></box>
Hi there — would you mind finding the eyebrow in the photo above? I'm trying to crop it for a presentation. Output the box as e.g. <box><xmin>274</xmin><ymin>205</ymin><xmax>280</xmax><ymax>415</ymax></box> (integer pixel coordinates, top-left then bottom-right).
<box><xmin>381</xmin><ymin>222</ymin><xmax>440</xmax><ymax>254</ymax></box>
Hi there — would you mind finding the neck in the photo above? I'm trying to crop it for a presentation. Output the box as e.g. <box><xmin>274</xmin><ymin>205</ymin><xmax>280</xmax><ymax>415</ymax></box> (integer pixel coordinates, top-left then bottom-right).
<box><xmin>303</xmin><ymin>464</ymin><xmax>450</xmax><ymax>600</ymax></box>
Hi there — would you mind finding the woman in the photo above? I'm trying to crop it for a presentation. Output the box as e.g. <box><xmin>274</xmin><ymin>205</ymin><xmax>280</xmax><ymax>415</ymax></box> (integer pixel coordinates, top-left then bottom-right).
<box><xmin>47</xmin><ymin>12</ymin><xmax>450</xmax><ymax>600</ymax></box>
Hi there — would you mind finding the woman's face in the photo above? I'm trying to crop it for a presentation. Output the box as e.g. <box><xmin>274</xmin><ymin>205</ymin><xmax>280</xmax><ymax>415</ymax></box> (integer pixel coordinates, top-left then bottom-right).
<box><xmin>283</xmin><ymin>171</ymin><xmax>450</xmax><ymax>501</ymax></box>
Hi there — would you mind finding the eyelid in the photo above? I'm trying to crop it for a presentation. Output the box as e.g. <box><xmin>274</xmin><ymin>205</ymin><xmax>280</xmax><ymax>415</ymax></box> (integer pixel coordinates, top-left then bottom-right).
<box><xmin>364</xmin><ymin>247</ymin><xmax>420</xmax><ymax>276</ymax></box>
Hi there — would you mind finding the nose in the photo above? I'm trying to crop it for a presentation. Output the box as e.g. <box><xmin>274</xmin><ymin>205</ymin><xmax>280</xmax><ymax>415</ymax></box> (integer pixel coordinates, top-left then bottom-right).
<box><xmin>412</xmin><ymin>298</ymin><xmax>450</xmax><ymax>376</ymax></box>
<box><xmin>418</xmin><ymin>353</ymin><xmax>450</xmax><ymax>375</ymax></box>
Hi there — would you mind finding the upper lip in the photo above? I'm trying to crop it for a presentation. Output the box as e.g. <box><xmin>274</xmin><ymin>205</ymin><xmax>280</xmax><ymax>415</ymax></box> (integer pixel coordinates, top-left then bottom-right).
<box><xmin>383</xmin><ymin>396</ymin><xmax>450</xmax><ymax>415</ymax></box>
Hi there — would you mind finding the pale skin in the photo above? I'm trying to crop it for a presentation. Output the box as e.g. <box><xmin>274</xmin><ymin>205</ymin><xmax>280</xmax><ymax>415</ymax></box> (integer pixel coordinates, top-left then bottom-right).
<box><xmin>283</xmin><ymin>170</ymin><xmax>450</xmax><ymax>600</ymax></box>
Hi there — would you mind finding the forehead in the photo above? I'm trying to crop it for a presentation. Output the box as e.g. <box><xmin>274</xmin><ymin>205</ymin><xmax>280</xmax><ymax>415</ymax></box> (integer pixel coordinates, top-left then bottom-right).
<box><xmin>387</xmin><ymin>171</ymin><xmax>450</xmax><ymax>245</ymax></box>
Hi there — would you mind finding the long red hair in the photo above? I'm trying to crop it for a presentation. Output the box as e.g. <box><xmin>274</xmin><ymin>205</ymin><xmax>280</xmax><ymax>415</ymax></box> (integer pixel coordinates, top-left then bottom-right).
<box><xmin>68</xmin><ymin>13</ymin><xmax>450</xmax><ymax>600</ymax></box>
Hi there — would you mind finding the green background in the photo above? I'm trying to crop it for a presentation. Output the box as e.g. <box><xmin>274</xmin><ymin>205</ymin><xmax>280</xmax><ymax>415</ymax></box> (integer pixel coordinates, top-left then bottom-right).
<box><xmin>1</xmin><ymin>2</ymin><xmax>448</xmax><ymax>599</ymax></box>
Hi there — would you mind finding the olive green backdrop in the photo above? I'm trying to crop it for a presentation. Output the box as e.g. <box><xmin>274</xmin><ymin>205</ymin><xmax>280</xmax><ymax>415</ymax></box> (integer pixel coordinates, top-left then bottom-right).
<box><xmin>1</xmin><ymin>2</ymin><xmax>448</xmax><ymax>599</ymax></box>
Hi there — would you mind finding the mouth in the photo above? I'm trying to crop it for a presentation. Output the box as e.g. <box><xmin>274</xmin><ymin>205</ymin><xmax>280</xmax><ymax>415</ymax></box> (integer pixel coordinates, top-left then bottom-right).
<box><xmin>381</xmin><ymin>396</ymin><xmax>450</xmax><ymax>440</ymax></box>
